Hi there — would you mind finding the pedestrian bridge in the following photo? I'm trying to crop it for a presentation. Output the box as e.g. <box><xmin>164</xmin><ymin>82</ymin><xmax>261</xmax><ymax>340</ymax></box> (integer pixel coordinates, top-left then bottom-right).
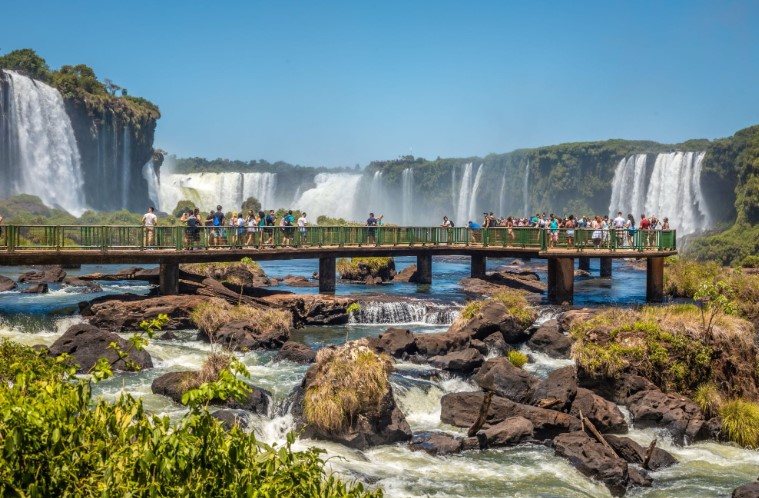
<box><xmin>0</xmin><ymin>225</ymin><xmax>677</xmax><ymax>303</ymax></box>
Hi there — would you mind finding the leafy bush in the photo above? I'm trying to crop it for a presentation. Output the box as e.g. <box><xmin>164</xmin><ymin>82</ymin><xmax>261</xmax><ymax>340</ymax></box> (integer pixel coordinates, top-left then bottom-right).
<box><xmin>508</xmin><ymin>350</ymin><xmax>528</xmax><ymax>368</ymax></box>
<box><xmin>720</xmin><ymin>399</ymin><xmax>759</xmax><ymax>448</ymax></box>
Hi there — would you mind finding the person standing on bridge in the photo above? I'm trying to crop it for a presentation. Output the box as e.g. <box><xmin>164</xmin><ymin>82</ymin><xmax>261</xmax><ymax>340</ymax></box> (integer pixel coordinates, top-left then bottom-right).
<box><xmin>367</xmin><ymin>212</ymin><xmax>378</xmax><ymax>245</ymax></box>
<box><xmin>142</xmin><ymin>207</ymin><xmax>157</xmax><ymax>248</ymax></box>
<box><xmin>212</xmin><ymin>205</ymin><xmax>225</xmax><ymax>247</ymax></box>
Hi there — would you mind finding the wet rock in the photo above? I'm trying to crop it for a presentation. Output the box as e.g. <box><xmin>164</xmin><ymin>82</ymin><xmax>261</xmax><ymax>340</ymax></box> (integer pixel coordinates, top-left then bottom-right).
<box><xmin>698</xmin><ymin>416</ymin><xmax>723</xmax><ymax>441</ymax></box>
<box><xmin>375</xmin><ymin>328</ymin><xmax>417</xmax><ymax>357</ymax></box>
<box><xmin>63</xmin><ymin>277</ymin><xmax>103</xmax><ymax>293</ymax></box>
<box><xmin>429</xmin><ymin>348</ymin><xmax>484</xmax><ymax>374</ymax></box>
<box><xmin>409</xmin><ymin>431</ymin><xmax>464</xmax><ymax>456</ymax></box>
<box><xmin>81</xmin><ymin>294</ymin><xmax>206</xmax><ymax>332</ymax></box>
<box><xmin>18</xmin><ymin>266</ymin><xmax>66</xmax><ymax>283</ymax></box>
<box><xmin>48</xmin><ymin>323</ymin><xmax>153</xmax><ymax>372</ymax></box>
<box><xmin>473</xmin><ymin>357</ymin><xmax>540</xmax><ymax>403</ymax></box>
<box><xmin>733</xmin><ymin>482</ymin><xmax>759</xmax><ymax>498</ymax></box>
<box><xmin>483</xmin><ymin>332</ymin><xmax>510</xmax><ymax>355</ymax></box>
<box><xmin>526</xmin><ymin>320</ymin><xmax>572</xmax><ymax>358</ymax></box>
<box><xmin>448</xmin><ymin>299</ymin><xmax>532</xmax><ymax>344</ymax></box>
<box><xmin>212</xmin><ymin>409</ymin><xmax>251</xmax><ymax>430</ymax></box>
<box><xmin>0</xmin><ymin>275</ymin><xmax>17</xmax><ymax>292</ymax></box>
<box><xmin>151</xmin><ymin>371</ymin><xmax>270</xmax><ymax>413</ymax></box>
<box><xmin>604</xmin><ymin>435</ymin><xmax>677</xmax><ymax>471</ymax></box>
<box><xmin>274</xmin><ymin>341</ymin><xmax>316</xmax><ymax>364</ymax></box>
<box><xmin>280</xmin><ymin>275</ymin><xmax>318</xmax><ymax>287</ymax></box>
<box><xmin>627</xmin><ymin>467</ymin><xmax>653</xmax><ymax>488</ymax></box>
<box><xmin>203</xmin><ymin>319</ymin><xmax>289</xmax><ymax>351</ymax></box>
<box><xmin>20</xmin><ymin>283</ymin><xmax>49</xmax><ymax>294</ymax></box>
<box><xmin>530</xmin><ymin>366</ymin><xmax>577</xmax><ymax>411</ymax></box>
<box><xmin>260</xmin><ymin>294</ymin><xmax>354</xmax><ymax>326</ymax></box>
<box><xmin>414</xmin><ymin>332</ymin><xmax>469</xmax><ymax>357</ymax></box>
<box><xmin>459</xmin><ymin>273</ymin><xmax>546</xmax><ymax>295</ymax></box>
<box><xmin>480</xmin><ymin>416</ymin><xmax>534</xmax><ymax>447</ymax></box>
<box><xmin>159</xmin><ymin>331</ymin><xmax>179</xmax><ymax>340</ymax></box>
<box><xmin>553</xmin><ymin>431</ymin><xmax>629</xmax><ymax>496</ymax></box>
<box><xmin>574</xmin><ymin>269</ymin><xmax>591</xmax><ymax>277</ymax></box>
<box><xmin>570</xmin><ymin>388</ymin><xmax>628</xmax><ymax>434</ymax></box>
<box><xmin>393</xmin><ymin>264</ymin><xmax>419</xmax><ymax>283</ymax></box>
<box><xmin>440</xmin><ymin>392</ymin><xmax>581</xmax><ymax>440</ymax></box>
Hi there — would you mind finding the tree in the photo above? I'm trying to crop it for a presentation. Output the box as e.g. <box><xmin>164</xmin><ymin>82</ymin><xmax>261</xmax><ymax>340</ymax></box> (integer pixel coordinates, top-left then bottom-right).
<box><xmin>0</xmin><ymin>48</ymin><xmax>50</xmax><ymax>81</ymax></box>
<box><xmin>172</xmin><ymin>200</ymin><xmax>197</xmax><ymax>218</ymax></box>
<box><xmin>240</xmin><ymin>196</ymin><xmax>261</xmax><ymax>214</ymax></box>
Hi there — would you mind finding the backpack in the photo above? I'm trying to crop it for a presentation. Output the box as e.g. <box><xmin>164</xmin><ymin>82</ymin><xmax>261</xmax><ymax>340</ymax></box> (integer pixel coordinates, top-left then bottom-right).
<box><xmin>213</xmin><ymin>212</ymin><xmax>223</xmax><ymax>226</ymax></box>
<box><xmin>449</xmin><ymin>221</ymin><xmax>455</xmax><ymax>227</ymax></box>
<box><xmin>284</xmin><ymin>215</ymin><xmax>293</xmax><ymax>227</ymax></box>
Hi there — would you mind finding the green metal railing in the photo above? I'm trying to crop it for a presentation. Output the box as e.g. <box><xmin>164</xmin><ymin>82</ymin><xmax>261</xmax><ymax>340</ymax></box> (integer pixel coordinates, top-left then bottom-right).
<box><xmin>0</xmin><ymin>225</ymin><xmax>677</xmax><ymax>252</ymax></box>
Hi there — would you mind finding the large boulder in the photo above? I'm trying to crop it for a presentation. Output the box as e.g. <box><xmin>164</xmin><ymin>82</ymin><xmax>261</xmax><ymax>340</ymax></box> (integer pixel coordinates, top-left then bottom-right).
<box><xmin>473</xmin><ymin>357</ymin><xmax>539</xmax><ymax>403</ymax></box>
<box><xmin>480</xmin><ymin>416</ymin><xmax>534</xmax><ymax>447</ymax></box>
<box><xmin>526</xmin><ymin>320</ymin><xmax>572</xmax><ymax>358</ymax></box>
<box><xmin>530</xmin><ymin>366</ymin><xmax>578</xmax><ymax>411</ymax></box>
<box><xmin>81</xmin><ymin>294</ymin><xmax>206</xmax><ymax>332</ymax></box>
<box><xmin>441</xmin><ymin>391</ymin><xmax>581</xmax><ymax>440</ymax></box>
<box><xmin>393</xmin><ymin>264</ymin><xmax>419</xmax><ymax>283</ymax></box>
<box><xmin>18</xmin><ymin>266</ymin><xmax>66</xmax><ymax>283</ymax></box>
<box><xmin>48</xmin><ymin>323</ymin><xmax>153</xmax><ymax>372</ymax></box>
<box><xmin>553</xmin><ymin>431</ymin><xmax>629</xmax><ymax>496</ymax></box>
<box><xmin>604</xmin><ymin>435</ymin><xmax>677</xmax><ymax>471</ymax></box>
<box><xmin>205</xmin><ymin>319</ymin><xmax>289</xmax><ymax>350</ymax></box>
<box><xmin>414</xmin><ymin>332</ymin><xmax>469</xmax><ymax>358</ymax></box>
<box><xmin>429</xmin><ymin>348</ymin><xmax>484</xmax><ymax>374</ymax></box>
<box><xmin>449</xmin><ymin>299</ymin><xmax>533</xmax><ymax>344</ymax></box>
<box><xmin>733</xmin><ymin>482</ymin><xmax>759</xmax><ymax>498</ymax></box>
<box><xmin>151</xmin><ymin>371</ymin><xmax>270</xmax><ymax>413</ymax></box>
<box><xmin>274</xmin><ymin>341</ymin><xmax>316</xmax><ymax>364</ymax></box>
<box><xmin>20</xmin><ymin>283</ymin><xmax>48</xmax><ymax>294</ymax></box>
<box><xmin>375</xmin><ymin>328</ymin><xmax>417</xmax><ymax>357</ymax></box>
<box><xmin>570</xmin><ymin>388</ymin><xmax>628</xmax><ymax>434</ymax></box>
<box><xmin>212</xmin><ymin>409</ymin><xmax>251</xmax><ymax>431</ymax></box>
<box><xmin>63</xmin><ymin>277</ymin><xmax>103</xmax><ymax>293</ymax></box>
<box><xmin>260</xmin><ymin>294</ymin><xmax>354</xmax><ymax>326</ymax></box>
<box><xmin>409</xmin><ymin>431</ymin><xmax>465</xmax><ymax>456</ymax></box>
<box><xmin>0</xmin><ymin>275</ymin><xmax>17</xmax><ymax>292</ymax></box>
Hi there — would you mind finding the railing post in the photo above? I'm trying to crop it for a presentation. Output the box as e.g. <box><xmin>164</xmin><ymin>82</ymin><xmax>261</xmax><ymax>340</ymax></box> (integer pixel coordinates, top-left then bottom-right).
<box><xmin>55</xmin><ymin>226</ymin><xmax>61</xmax><ymax>251</ymax></box>
<box><xmin>8</xmin><ymin>225</ymin><xmax>15</xmax><ymax>253</ymax></box>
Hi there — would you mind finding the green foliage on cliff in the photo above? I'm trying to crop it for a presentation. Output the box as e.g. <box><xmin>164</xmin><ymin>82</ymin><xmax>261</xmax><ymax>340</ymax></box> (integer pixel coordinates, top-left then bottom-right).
<box><xmin>0</xmin><ymin>48</ymin><xmax>50</xmax><ymax>81</ymax></box>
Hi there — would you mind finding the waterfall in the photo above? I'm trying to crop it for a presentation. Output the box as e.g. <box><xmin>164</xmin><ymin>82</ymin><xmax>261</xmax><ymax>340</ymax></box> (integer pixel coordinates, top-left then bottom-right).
<box><xmin>498</xmin><ymin>172</ymin><xmax>507</xmax><ymax>217</ymax></box>
<box><xmin>296</xmin><ymin>173</ymin><xmax>362</xmax><ymax>220</ymax></box>
<box><xmin>242</xmin><ymin>172</ymin><xmax>277</xmax><ymax>209</ymax></box>
<box><xmin>350</xmin><ymin>301</ymin><xmax>459</xmax><ymax>325</ymax></box>
<box><xmin>368</xmin><ymin>170</ymin><xmax>384</xmax><ymax>212</ymax></box>
<box><xmin>645</xmin><ymin>151</ymin><xmax>710</xmax><ymax>235</ymax></box>
<box><xmin>523</xmin><ymin>160</ymin><xmax>531</xmax><ymax>217</ymax></box>
<box><xmin>455</xmin><ymin>163</ymin><xmax>473</xmax><ymax>224</ymax></box>
<box><xmin>608</xmin><ymin>154</ymin><xmax>648</xmax><ymax>218</ymax></box>
<box><xmin>401</xmin><ymin>168</ymin><xmax>414</xmax><ymax>225</ymax></box>
<box><xmin>121</xmin><ymin>125</ymin><xmax>132</xmax><ymax>209</ymax></box>
<box><xmin>468</xmin><ymin>164</ymin><xmax>484</xmax><ymax>222</ymax></box>
<box><xmin>0</xmin><ymin>70</ymin><xmax>86</xmax><ymax>215</ymax></box>
<box><xmin>141</xmin><ymin>160</ymin><xmax>161</xmax><ymax>211</ymax></box>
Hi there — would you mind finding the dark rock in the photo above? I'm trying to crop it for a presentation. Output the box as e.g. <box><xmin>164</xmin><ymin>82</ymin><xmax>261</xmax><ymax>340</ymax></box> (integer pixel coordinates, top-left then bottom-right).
<box><xmin>21</xmin><ymin>283</ymin><xmax>49</xmax><ymax>294</ymax></box>
<box><xmin>409</xmin><ymin>431</ymin><xmax>464</xmax><ymax>456</ymax></box>
<box><xmin>473</xmin><ymin>357</ymin><xmax>540</xmax><ymax>403</ymax></box>
<box><xmin>698</xmin><ymin>416</ymin><xmax>723</xmax><ymax>441</ymax></box>
<box><xmin>159</xmin><ymin>331</ymin><xmax>179</xmax><ymax>340</ymax></box>
<box><xmin>18</xmin><ymin>267</ymin><xmax>66</xmax><ymax>283</ymax></box>
<box><xmin>81</xmin><ymin>294</ymin><xmax>206</xmax><ymax>332</ymax></box>
<box><xmin>482</xmin><ymin>332</ymin><xmax>510</xmax><ymax>355</ymax></box>
<box><xmin>414</xmin><ymin>332</ymin><xmax>469</xmax><ymax>357</ymax></box>
<box><xmin>627</xmin><ymin>467</ymin><xmax>653</xmax><ymax>488</ymax></box>
<box><xmin>429</xmin><ymin>348</ymin><xmax>484</xmax><ymax>374</ymax></box>
<box><xmin>459</xmin><ymin>273</ymin><xmax>546</xmax><ymax>295</ymax></box>
<box><xmin>63</xmin><ymin>277</ymin><xmax>103</xmax><ymax>293</ymax></box>
<box><xmin>526</xmin><ymin>320</ymin><xmax>572</xmax><ymax>358</ymax></box>
<box><xmin>570</xmin><ymin>388</ymin><xmax>628</xmax><ymax>434</ymax></box>
<box><xmin>260</xmin><ymin>294</ymin><xmax>354</xmax><ymax>326</ymax></box>
<box><xmin>281</xmin><ymin>275</ymin><xmax>318</xmax><ymax>287</ymax></box>
<box><xmin>733</xmin><ymin>482</ymin><xmax>759</xmax><ymax>498</ymax></box>
<box><xmin>274</xmin><ymin>341</ymin><xmax>316</xmax><ymax>364</ymax></box>
<box><xmin>338</xmin><ymin>258</ymin><xmax>396</xmax><ymax>282</ymax></box>
<box><xmin>0</xmin><ymin>275</ymin><xmax>17</xmax><ymax>292</ymax></box>
<box><xmin>393</xmin><ymin>264</ymin><xmax>419</xmax><ymax>283</ymax></box>
<box><xmin>553</xmin><ymin>431</ymin><xmax>629</xmax><ymax>496</ymax></box>
<box><xmin>530</xmin><ymin>366</ymin><xmax>577</xmax><ymax>411</ymax></box>
<box><xmin>604</xmin><ymin>435</ymin><xmax>677</xmax><ymax>471</ymax></box>
<box><xmin>448</xmin><ymin>299</ymin><xmax>533</xmax><ymax>344</ymax></box>
<box><xmin>212</xmin><ymin>409</ymin><xmax>251</xmax><ymax>430</ymax></box>
<box><xmin>480</xmin><ymin>416</ymin><xmax>534</xmax><ymax>447</ymax></box>
<box><xmin>375</xmin><ymin>328</ymin><xmax>417</xmax><ymax>357</ymax></box>
<box><xmin>151</xmin><ymin>371</ymin><xmax>270</xmax><ymax>413</ymax></box>
<box><xmin>204</xmin><ymin>319</ymin><xmax>289</xmax><ymax>351</ymax></box>
<box><xmin>469</xmin><ymin>339</ymin><xmax>488</xmax><ymax>354</ymax></box>
<box><xmin>48</xmin><ymin>323</ymin><xmax>153</xmax><ymax>372</ymax></box>
<box><xmin>441</xmin><ymin>391</ymin><xmax>581</xmax><ymax>440</ymax></box>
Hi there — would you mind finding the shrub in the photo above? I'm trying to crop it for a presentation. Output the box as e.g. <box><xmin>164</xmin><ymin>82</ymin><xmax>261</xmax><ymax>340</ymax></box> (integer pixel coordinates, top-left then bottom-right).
<box><xmin>508</xmin><ymin>350</ymin><xmax>528</xmax><ymax>368</ymax></box>
<box><xmin>693</xmin><ymin>382</ymin><xmax>723</xmax><ymax>418</ymax></box>
<box><xmin>303</xmin><ymin>340</ymin><xmax>391</xmax><ymax>432</ymax></box>
<box><xmin>720</xmin><ymin>399</ymin><xmax>759</xmax><ymax>448</ymax></box>
<box><xmin>190</xmin><ymin>298</ymin><xmax>291</xmax><ymax>338</ymax></box>
<box><xmin>460</xmin><ymin>300</ymin><xmax>484</xmax><ymax>320</ymax></box>
<box><xmin>457</xmin><ymin>290</ymin><xmax>536</xmax><ymax>326</ymax></box>
<box><xmin>663</xmin><ymin>257</ymin><xmax>721</xmax><ymax>297</ymax></box>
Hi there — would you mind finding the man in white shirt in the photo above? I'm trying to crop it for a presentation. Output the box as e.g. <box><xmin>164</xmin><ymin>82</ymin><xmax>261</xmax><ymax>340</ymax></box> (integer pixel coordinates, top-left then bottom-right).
<box><xmin>142</xmin><ymin>206</ymin><xmax>157</xmax><ymax>247</ymax></box>
<box><xmin>612</xmin><ymin>211</ymin><xmax>626</xmax><ymax>246</ymax></box>
<box><xmin>297</xmin><ymin>212</ymin><xmax>308</xmax><ymax>245</ymax></box>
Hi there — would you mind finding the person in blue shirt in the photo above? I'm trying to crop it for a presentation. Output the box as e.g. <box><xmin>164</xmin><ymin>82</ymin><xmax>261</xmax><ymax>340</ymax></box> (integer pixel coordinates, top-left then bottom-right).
<box><xmin>548</xmin><ymin>216</ymin><xmax>559</xmax><ymax>248</ymax></box>
<box><xmin>367</xmin><ymin>212</ymin><xmax>378</xmax><ymax>245</ymax></box>
<box><xmin>467</xmin><ymin>220</ymin><xmax>481</xmax><ymax>243</ymax></box>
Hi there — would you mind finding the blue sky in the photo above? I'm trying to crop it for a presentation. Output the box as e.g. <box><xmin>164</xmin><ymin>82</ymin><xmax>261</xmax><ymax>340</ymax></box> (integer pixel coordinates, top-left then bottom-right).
<box><xmin>3</xmin><ymin>0</ymin><xmax>758</xmax><ymax>167</ymax></box>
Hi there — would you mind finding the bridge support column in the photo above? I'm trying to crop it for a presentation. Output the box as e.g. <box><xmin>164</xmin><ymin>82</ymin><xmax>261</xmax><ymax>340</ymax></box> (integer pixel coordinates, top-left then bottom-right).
<box><xmin>416</xmin><ymin>254</ymin><xmax>432</xmax><ymax>284</ymax></box>
<box><xmin>471</xmin><ymin>254</ymin><xmax>487</xmax><ymax>278</ymax></box>
<box><xmin>578</xmin><ymin>257</ymin><xmax>590</xmax><ymax>272</ymax></box>
<box><xmin>319</xmin><ymin>256</ymin><xmax>336</xmax><ymax>293</ymax></box>
<box><xmin>600</xmin><ymin>257</ymin><xmax>613</xmax><ymax>277</ymax></box>
<box><xmin>548</xmin><ymin>257</ymin><xmax>574</xmax><ymax>304</ymax></box>
<box><xmin>646</xmin><ymin>257</ymin><xmax>664</xmax><ymax>303</ymax></box>
<box><xmin>159</xmin><ymin>263</ymin><xmax>179</xmax><ymax>295</ymax></box>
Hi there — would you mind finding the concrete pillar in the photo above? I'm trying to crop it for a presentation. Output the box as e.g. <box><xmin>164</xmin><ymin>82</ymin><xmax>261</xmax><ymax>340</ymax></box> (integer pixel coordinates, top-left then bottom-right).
<box><xmin>578</xmin><ymin>257</ymin><xmax>590</xmax><ymax>271</ymax></box>
<box><xmin>600</xmin><ymin>257</ymin><xmax>613</xmax><ymax>277</ymax></box>
<box><xmin>416</xmin><ymin>254</ymin><xmax>432</xmax><ymax>284</ymax></box>
<box><xmin>646</xmin><ymin>257</ymin><xmax>664</xmax><ymax>303</ymax></box>
<box><xmin>319</xmin><ymin>256</ymin><xmax>336</xmax><ymax>293</ymax></box>
<box><xmin>471</xmin><ymin>254</ymin><xmax>487</xmax><ymax>279</ymax></box>
<box><xmin>159</xmin><ymin>263</ymin><xmax>179</xmax><ymax>295</ymax></box>
<box><xmin>547</xmin><ymin>257</ymin><xmax>574</xmax><ymax>304</ymax></box>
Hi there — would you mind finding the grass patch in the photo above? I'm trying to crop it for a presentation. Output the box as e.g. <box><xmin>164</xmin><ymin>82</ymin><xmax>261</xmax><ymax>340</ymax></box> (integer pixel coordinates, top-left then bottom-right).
<box><xmin>508</xmin><ymin>350</ymin><xmax>528</xmax><ymax>368</ymax></box>
<box><xmin>720</xmin><ymin>399</ymin><xmax>759</xmax><ymax>448</ymax></box>
<box><xmin>664</xmin><ymin>257</ymin><xmax>721</xmax><ymax>297</ymax></box>
<box><xmin>693</xmin><ymin>382</ymin><xmax>723</xmax><ymax>419</ymax></box>
<box><xmin>303</xmin><ymin>340</ymin><xmax>392</xmax><ymax>432</ymax></box>
<box><xmin>190</xmin><ymin>298</ymin><xmax>291</xmax><ymax>339</ymax></box>
<box><xmin>457</xmin><ymin>290</ymin><xmax>536</xmax><ymax>328</ymax></box>
<box><xmin>460</xmin><ymin>301</ymin><xmax>484</xmax><ymax>320</ymax></box>
<box><xmin>178</xmin><ymin>352</ymin><xmax>232</xmax><ymax>392</ymax></box>
<box><xmin>337</xmin><ymin>258</ymin><xmax>394</xmax><ymax>279</ymax></box>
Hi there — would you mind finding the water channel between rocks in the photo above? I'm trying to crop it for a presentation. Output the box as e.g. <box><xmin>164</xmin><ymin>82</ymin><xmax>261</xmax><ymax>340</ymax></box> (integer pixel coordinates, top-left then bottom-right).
<box><xmin>1</xmin><ymin>256</ymin><xmax>757</xmax><ymax>497</ymax></box>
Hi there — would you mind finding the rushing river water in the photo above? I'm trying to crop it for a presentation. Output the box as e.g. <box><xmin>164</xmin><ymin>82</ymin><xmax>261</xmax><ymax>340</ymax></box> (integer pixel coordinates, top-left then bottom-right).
<box><xmin>1</xmin><ymin>257</ymin><xmax>757</xmax><ymax>497</ymax></box>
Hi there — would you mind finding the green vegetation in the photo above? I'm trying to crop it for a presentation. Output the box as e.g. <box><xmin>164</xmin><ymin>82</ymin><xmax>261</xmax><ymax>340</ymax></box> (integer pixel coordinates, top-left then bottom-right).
<box><xmin>0</xmin><ymin>48</ymin><xmax>160</xmax><ymax>125</ymax></box>
<box><xmin>190</xmin><ymin>299</ymin><xmax>291</xmax><ymax>339</ymax></box>
<box><xmin>457</xmin><ymin>290</ymin><xmax>536</xmax><ymax>329</ymax></box>
<box><xmin>508</xmin><ymin>350</ymin><xmax>528</xmax><ymax>368</ymax></box>
<box><xmin>0</xmin><ymin>338</ymin><xmax>379</xmax><ymax>496</ymax></box>
<box><xmin>460</xmin><ymin>300</ymin><xmax>484</xmax><ymax>320</ymax></box>
<box><xmin>337</xmin><ymin>257</ymin><xmax>394</xmax><ymax>277</ymax></box>
<box><xmin>719</xmin><ymin>399</ymin><xmax>759</xmax><ymax>449</ymax></box>
<box><xmin>303</xmin><ymin>340</ymin><xmax>391</xmax><ymax>433</ymax></box>
<box><xmin>693</xmin><ymin>382</ymin><xmax>723</xmax><ymax>419</ymax></box>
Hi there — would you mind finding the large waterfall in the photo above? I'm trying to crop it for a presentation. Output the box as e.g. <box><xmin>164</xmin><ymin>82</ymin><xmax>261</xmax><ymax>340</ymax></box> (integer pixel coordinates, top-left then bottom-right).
<box><xmin>401</xmin><ymin>168</ymin><xmax>414</xmax><ymax>225</ymax></box>
<box><xmin>0</xmin><ymin>70</ymin><xmax>86</xmax><ymax>215</ymax></box>
<box><xmin>608</xmin><ymin>152</ymin><xmax>710</xmax><ymax>236</ymax></box>
<box><xmin>295</xmin><ymin>173</ymin><xmax>362</xmax><ymax>220</ymax></box>
<box><xmin>141</xmin><ymin>160</ymin><xmax>161</xmax><ymax>210</ymax></box>
<box><xmin>523</xmin><ymin>160</ymin><xmax>530</xmax><ymax>217</ymax></box>
<box><xmin>454</xmin><ymin>163</ymin><xmax>484</xmax><ymax>224</ymax></box>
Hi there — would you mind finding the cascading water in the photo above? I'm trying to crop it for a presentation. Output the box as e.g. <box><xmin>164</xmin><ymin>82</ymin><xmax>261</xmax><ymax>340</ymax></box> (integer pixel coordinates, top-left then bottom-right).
<box><xmin>498</xmin><ymin>172</ymin><xmax>507</xmax><ymax>218</ymax></box>
<box><xmin>368</xmin><ymin>170</ymin><xmax>385</xmax><ymax>212</ymax></box>
<box><xmin>523</xmin><ymin>160</ymin><xmax>530</xmax><ymax>217</ymax></box>
<box><xmin>141</xmin><ymin>160</ymin><xmax>161</xmax><ymax>211</ymax></box>
<box><xmin>468</xmin><ymin>164</ymin><xmax>484</xmax><ymax>221</ymax></box>
<box><xmin>350</xmin><ymin>301</ymin><xmax>459</xmax><ymax>325</ymax></box>
<box><xmin>455</xmin><ymin>163</ymin><xmax>473</xmax><ymax>224</ymax></box>
<box><xmin>401</xmin><ymin>168</ymin><xmax>414</xmax><ymax>225</ymax></box>
<box><xmin>121</xmin><ymin>125</ymin><xmax>132</xmax><ymax>209</ymax></box>
<box><xmin>242</xmin><ymin>172</ymin><xmax>277</xmax><ymax>209</ymax></box>
<box><xmin>608</xmin><ymin>152</ymin><xmax>710</xmax><ymax>236</ymax></box>
<box><xmin>295</xmin><ymin>173</ymin><xmax>361</xmax><ymax>220</ymax></box>
<box><xmin>0</xmin><ymin>70</ymin><xmax>86</xmax><ymax>215</ymax></box>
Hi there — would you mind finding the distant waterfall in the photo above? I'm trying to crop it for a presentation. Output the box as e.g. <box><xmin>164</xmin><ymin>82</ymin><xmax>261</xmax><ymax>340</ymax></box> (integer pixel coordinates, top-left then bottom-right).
<box><xmin>296</xmin><ymin>173</ymin><xmax>362</xmax><ymax>220</ymax></box>
<box><xmin>469</xmin><ymin>164</ymin><xmax>483</xmax><ymax>221</ymax></box>
<box><xmin>121</xmin><ymin>125</ymin><xmax>132</xmax><ymax>209</ymax></box>
<box><xmin>350</xmin><ymin>301</ymin><xmax>459</xmax><ymax>325</ymax></box>
<box><xmin>141</xmin><ymin>160</ymin><xmax>161</xmax><ymax>211</ymax></box>
<box><xmin>0</xmin><ymin>70</ymin><xmax>86</xmax><ymax>215</ymax></box>
<box><xmin>455</xmin><ymin>163</ymin><xmax>474</xmax><ymax>224</ymax></box>
<box><xmin>368</xmin><ymin>170</ymin><xmax>385</xmax><ymax>212</ymax></box>
<box><xmin>401</xmin><ymin>168</ymin><xmax>414</xmax><ymax>225</ymax></box>
<box><xmin>242</xmin><ymin>172</ymin><xmax>277</xmax><ymax>209</ymax></box>
<box><xmin>498</xmin><ymin>173</ymin><xmax>507</xmax><ymax>217</ymax></box>
<box><xmin>608</xmin><ymin>152</ymin><xmax>710</xmax><ymax>236</ymax></box>
<box><xmin>158</xmin><ymin>170</ymin><xmax>277</xmax><ymax>214</ymax></box>
<box><xmin>523</xmin><ymin>160</ymin><xmax>531</xmax><ymax>217</ymax></box>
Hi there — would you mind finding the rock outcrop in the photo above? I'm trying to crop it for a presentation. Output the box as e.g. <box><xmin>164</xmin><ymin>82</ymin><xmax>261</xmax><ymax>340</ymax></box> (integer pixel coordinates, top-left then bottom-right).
<box><xmin>18</xmin><ymin>266</ymin><xmax>66</xmax><ymax>283</ymax></box>
<box><xmin>151</xmin><ymin>371</ymin><xmax>270</xmax><ymax>414</ymax></box>
<box><xmin>260</xmin><ymin>294</ymin><xmax>354</xmax><ymax>326</ymax></box>
<box><xmin>81</xmin><ymin>294</ymin><xmax>206</xmax><ymax>332</ymax></box>
<box><xmin>526</xmin><ymin>319</ymin><xmax>572</xmax><ymax>358</ymax></box>
<box><xmin>203</xmin><ymin>319</ymin><xmax>289</xmax><ymax>350</ymax></box>
<box><xmin>472</xmin><ymin>357</ymin><xmax>539</xmax><ymax>403</ymax></box>
<box><xmin>0</xmin><ymin>275</ymin><xmax>17</xmax><ymax>292</ymax></box>
<box><xmin>48</xmin><ymin>323</ymin><xmax>153</xmax><ymax>372</ymax></box>
<box><xmin>553</xmin><ymin>431</ymin><xmax>629</xmax><ymax>496</ymax></box>
<box><xmin>274</xmin><ymin>341</ymin><xmax>317</xmax><ymax>364</ymax></box>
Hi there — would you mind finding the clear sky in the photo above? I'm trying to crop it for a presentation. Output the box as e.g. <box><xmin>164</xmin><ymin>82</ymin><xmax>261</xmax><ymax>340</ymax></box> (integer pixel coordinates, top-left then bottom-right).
<box><xmin>3</xmin><ymin>0</ymin><xmax>758</xmax><ymax>167</ymax></box>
